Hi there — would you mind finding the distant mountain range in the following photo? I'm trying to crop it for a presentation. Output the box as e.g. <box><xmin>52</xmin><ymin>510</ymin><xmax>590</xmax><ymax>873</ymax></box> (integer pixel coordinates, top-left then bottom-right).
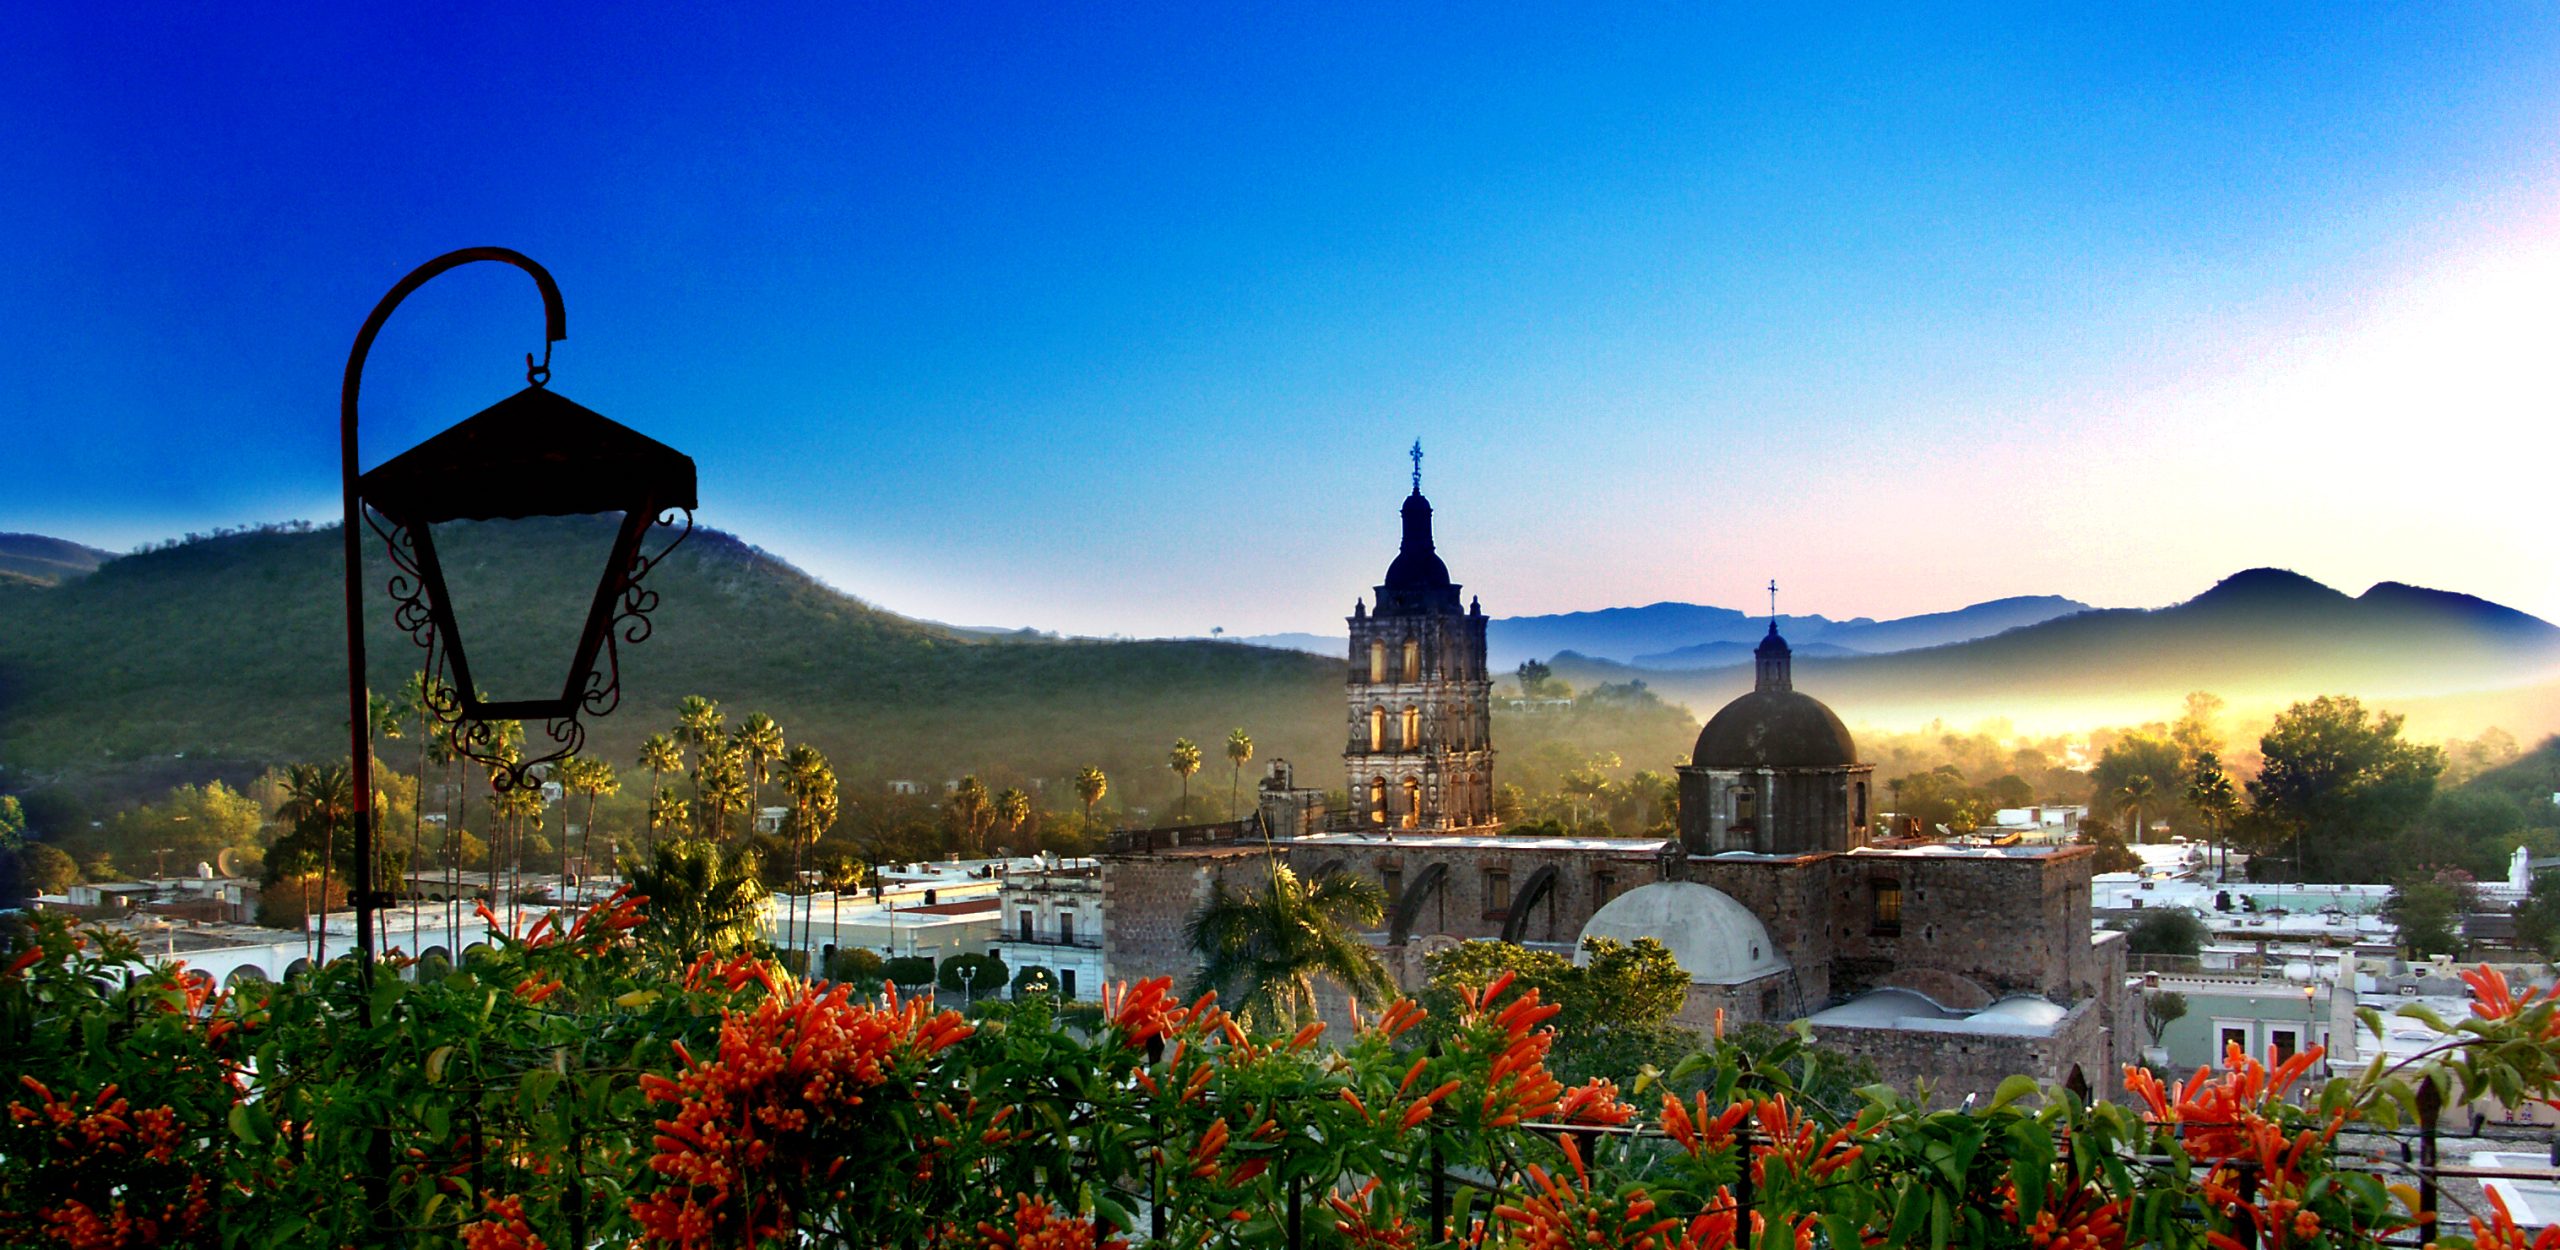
<box><xmin>7</xmin><ymin>520</ymin><xmax>2555</xmax><ymax>809</ymax></box>
<box><xmin>1550</xmin><ymin>568</ymin><xmax>2560</xmax><ymax>735</ymax></box>
<box><xmin>0</xmin><ymin>534</ymin><xmax>113</xmax><ymax>588</ymax></box>
<box><xmin>1238</xmin><ymin>594</ymin><xmax>2095</xmax><ymax>668</ymax></box>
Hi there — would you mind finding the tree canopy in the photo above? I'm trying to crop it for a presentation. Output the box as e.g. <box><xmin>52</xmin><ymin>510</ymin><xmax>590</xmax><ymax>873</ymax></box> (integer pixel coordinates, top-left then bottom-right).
<box><xmin>2246</xmin><ymin>695</ymin><xmax>2444</xmax><ymax>882</ymax></box>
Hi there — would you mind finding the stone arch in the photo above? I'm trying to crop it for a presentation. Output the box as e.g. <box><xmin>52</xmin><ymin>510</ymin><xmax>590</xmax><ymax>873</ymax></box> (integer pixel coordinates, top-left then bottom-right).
<box><xmin>416</xmin><ymin>946</ymin><xmax>453</xmax><ymax>982</ymax></box>
<box><xmin>1388</xmin><ymin>862</ymin><xmax>1450</xmax><ymax>945</ymax></box>
<box><xmin>1308</xmin><ymin>858</ymin><xmax>1348</xmax><ymax>883</ymax></box>
<box><xmin>224</xmin><ymin>965</ymin><xmax>269</xmax><ymax>989</ymax></box>
<box><xmin>1498</xmin><ymin>863</ymin><xmax>1562</xmax><ymax>943</ymax></box>
<box><xmin>283</xmin><ymin>958</ymin><xmax>314</xmax><ymax>982</ymax></box>
<box><xmin>2064</xmin><ymin>1065</ymin><xmax>2091</xmax><ymax>1103</ymax></box>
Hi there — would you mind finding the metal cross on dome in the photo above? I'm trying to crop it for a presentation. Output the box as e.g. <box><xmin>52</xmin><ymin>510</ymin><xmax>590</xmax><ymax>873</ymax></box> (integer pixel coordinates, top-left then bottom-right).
<box><xmin>1410</xmin><ymin>438</ymin><xmax>1423</xmax><ymax>493</ymax></box>
<box><xmin>1768</xmin><ymin>578</ymin><xmax>1779</xmax><ymax>622</ymax></box>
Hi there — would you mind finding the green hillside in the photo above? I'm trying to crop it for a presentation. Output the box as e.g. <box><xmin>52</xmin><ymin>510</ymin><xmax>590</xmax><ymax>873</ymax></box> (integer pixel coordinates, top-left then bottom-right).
<box><xmin>0</xmin><ymin>533</ymin><xmax>113</xmax><ymax>587</ymax></box>
<box><xmin>0</xmin><ymin>520</ymin><xmax>1345</xmax><ymax>812</ymax></box>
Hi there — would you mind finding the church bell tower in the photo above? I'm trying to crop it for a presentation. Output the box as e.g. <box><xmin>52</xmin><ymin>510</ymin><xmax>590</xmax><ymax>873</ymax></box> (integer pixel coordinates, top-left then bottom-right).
<box><xmin>1345</xmin><ymin>444</ymin><xmax>1495</xmax><ymax>833</ymax></box>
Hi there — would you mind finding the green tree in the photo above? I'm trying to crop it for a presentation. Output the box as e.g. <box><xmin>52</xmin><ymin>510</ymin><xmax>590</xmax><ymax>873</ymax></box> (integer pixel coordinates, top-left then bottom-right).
<box><xmin>993</xmin><ymin>787</ymin><xmax>1031</xmax><ymax>852</ymax></box>
<box><xmin>1224</xmin><ymin>727</ymin><xmax>1254</xmax><ymax>819</ymax></box>
<box><xmin>0</xmin><ymin>795</ymin><xmax>26</xmax><ymax>851</ymax></box>
<box><xmin>938</xmin><ymin>952</ymin><xmax>1009</xmax><ymax>1002</ymax></box>
<box><xmin>1185</xmin><ymin>863</ymin><xmax>1391</xmax><ymax>1032</ymax></box>
<box><xmin>18</xmin><ymin>842</ymin><xmax>78</xmax><ymax>895</ymax></box>
<box><xmin>2383</xmin><ymin>871</ymin><xmax>2474</xmax><ymax>960</ymax></box>
<box><xmin>1074</xmin><ymin>766</ymin><xmax>1108</xmax><ymax>833</ymax></box>
<box><xmin>265</xmin><ymin>762</ymin><xmax>355</xmax><ymax>944</ymax></box>
<box><xmin>1168</xmin><ymin>738</ymin><xmax>1203</xmax><ymax>821</ymax></box>
<box><xmin>2123</xmin><ymin>909</ymin><xmax>2208</xmax><ymax>962</ymax></box>
<box><xmin>2171</xmin><ymin>691</ymin><xmax>2227</xmax><ymax>762</ymax></box>
<box><xmin>696</xmin><ymin>738</ymin><xmax>750</xmax><ymax>842</ymax></box>
<box><xmin>557</xmin><ymin>756</ymin><xmax>618</xmax><ymax>879</ymax></box>
<box><xmin>2513</xmin><ymin>870</ymin><xmax>2560</xmax><ymax>958</ymax></box>
<box><xmin>637</xmin><ymin>733</ymin><xmax>685</xmax><ymax>843</ymax></box>
<box><xmin>674</xmin><ymin>695</ymin><xmax>724</xmax><ymax>816</ymax></box>
<box><xmin>2186</xmin><ymin>751</ymin><xmax>2240</xmax><ymax>877</ymax></box>
<box><xmin>781</xmin><ymin>745</ymin><xmax>839</xmax><ymax>951</ymax></box>
<box><xmin>2143</xmin><ymin>990</ymin><xmax>2189</xmax><ymax>1045</ymax></box>
<box><xmin>2092</xmin><ymin>734</ymin><xmax>2184</xmax><ymax>843</ymax></box>
<box><xmin>625</xmin><ymin>838</ymin><xmax>769</xmax><ymax>962</ymax></box>
<box><xmin>2248</xmin><ymin>695</ymin><xmax>2445</xmax><ymax>882</ymax></box>
<box><xmin>947</xmin><ymin>776</ymin><xmax>993</xmax><ymax>856</ymax></box>
<box><xmin>1420</xmin><ymin>937</ymin><xmax>1695</xmax><ymax>1084</ymax></box>
<box><xmin>733</xmin><ymin>712</ymin><xmax>786</xmax><ymax>831</ymax></box>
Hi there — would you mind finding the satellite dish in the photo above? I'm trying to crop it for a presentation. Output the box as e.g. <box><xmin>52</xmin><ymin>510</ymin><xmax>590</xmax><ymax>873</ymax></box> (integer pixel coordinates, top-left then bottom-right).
<box><xmin>215</xmin><ymin>848</ymin><xmax>243</xmax><ymax>878</ymax></box>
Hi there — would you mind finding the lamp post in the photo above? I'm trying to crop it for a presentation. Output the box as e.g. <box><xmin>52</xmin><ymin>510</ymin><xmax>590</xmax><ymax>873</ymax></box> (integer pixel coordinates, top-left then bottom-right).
<box><xmin>342</xmin><ymin>247</ymin><xmax>695</xmax><ymax>988</ymax></box>
<box><xmin>959</xmin><ymin>961</ymin><xmax>977</xmax><ymax>1007</ymax></box>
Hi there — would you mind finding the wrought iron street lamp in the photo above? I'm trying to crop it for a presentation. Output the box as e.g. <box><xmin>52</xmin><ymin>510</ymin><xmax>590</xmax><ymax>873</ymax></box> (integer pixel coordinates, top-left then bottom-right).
<box><xmin>342</xmin><ymin>247</ymin><xmax>695</xmax><ymax>978</ymax></box>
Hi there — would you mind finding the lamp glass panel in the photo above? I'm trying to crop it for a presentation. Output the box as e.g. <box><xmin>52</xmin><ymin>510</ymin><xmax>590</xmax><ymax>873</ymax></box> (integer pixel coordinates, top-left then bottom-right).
<box><xmin>424</xmin><ymin>514</ymin><xmax>628</xmax><ymax>707</ymax></box>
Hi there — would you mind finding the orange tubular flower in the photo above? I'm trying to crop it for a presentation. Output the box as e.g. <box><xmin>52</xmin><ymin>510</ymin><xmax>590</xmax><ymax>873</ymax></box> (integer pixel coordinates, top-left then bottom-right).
<box><xmin>1493</xmin><ymin>1135</ymin><xmax>1685</xmax><ymax>1250</ymax></box>
<box><xmin>461</xmin><ymin>1193</ymin><xmax>548</xmax><ymax>1250</ymax></box>
<box><xmin>973</xmin><ymin>1192</ymin><xmax>1127</xmax><ymax>1250</ymax></box>
<box><xmin>1101</xmin><ymin>977</ymin><xmax>1185</xmax><ymax>1048</ymax></box>
<box><xmin>1328</xmin><ymin>1179</ymin><xmax>1421</xmax><ymax>1250</ymax></box>
<box><xmin>626</xmin><ymin>980</ymin><xmax>974</xmax><ymax>1249</ymax></box>
<box><xmin>2470</xmin><ymin>1189</ymin><xmax>2560</xmax><ymax>1250</ymax></box>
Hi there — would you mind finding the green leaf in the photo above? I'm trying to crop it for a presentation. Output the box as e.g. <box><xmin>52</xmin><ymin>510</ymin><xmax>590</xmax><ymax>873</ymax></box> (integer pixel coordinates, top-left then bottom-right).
<box><xmin>425</xmin><ymin>1043</ymin><xmax>455</xmax><ymax>1084</ymax></box>
<box><xmin>1985</xmin><ymin>1074</ymin><xmax>2040</xmax><ymax>1114</ymax></box>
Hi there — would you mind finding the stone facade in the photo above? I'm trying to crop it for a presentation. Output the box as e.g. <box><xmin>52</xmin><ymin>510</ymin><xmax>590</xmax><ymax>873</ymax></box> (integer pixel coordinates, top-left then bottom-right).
<box><xmin>1098</xmin><ymin>837</ymin><xmax>1274</xmax><ymax>990</ymax></box>
<box><xmin>1287</xmin><ymin>832</ymin><xmax>1674</xmax><ymax>976</ymax></box>
<box><xmin>1344</xmin><ymin>481</ymin><xmax>1495</xmax><ymax>832</ymax></box>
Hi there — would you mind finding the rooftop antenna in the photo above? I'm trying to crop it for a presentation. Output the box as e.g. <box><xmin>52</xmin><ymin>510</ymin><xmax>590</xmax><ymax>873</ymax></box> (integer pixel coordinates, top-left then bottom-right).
<box><xmin>1410</xmin><ymin>438</ymin><xmax>1423</xmax><ymax>494</ymax></box>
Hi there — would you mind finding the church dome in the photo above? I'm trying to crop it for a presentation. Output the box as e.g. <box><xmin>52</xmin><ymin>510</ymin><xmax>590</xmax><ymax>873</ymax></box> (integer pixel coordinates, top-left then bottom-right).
<box><xmin>1691</xmin><ymin>621</ymin><xmax>1857</xmax><ymax>768</ymax></box>
<box><xmin>1576</xmin><ymin>882</ymin><xmax>1785</xmax><ymax>985</ymax></box>
<box><xmin>1381</xmin><ymin>492</ymin><xmax>1453</xmax><ymax>592</ymax></box>
<box><xmin>1692</xmin><ymin>689</ymin><xmax>1858</xmax><ymax>769</ymax></box>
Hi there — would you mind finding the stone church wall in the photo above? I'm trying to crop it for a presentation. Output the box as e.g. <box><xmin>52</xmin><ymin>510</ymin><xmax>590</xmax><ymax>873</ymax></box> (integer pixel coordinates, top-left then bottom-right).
<box><xmin>1098</xmin><ymin>846</ymin><xmax>1273</xmax><ymax>989</ymax></box>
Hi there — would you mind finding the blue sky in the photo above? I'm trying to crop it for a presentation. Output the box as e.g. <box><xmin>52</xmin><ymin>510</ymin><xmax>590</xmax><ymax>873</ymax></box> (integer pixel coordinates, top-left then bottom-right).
<box><xmin>7</xmin><ymin>6</ymin><xmax>2557</xmax><ymax>635</ymax></box>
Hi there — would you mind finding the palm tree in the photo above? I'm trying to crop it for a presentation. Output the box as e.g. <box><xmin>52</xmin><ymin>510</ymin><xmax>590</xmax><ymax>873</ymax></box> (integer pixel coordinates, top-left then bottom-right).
<box><xmin>274</xmin><ymin>762</ymin><xmax>354</xmax><ymax>965</ymax></box>
<box><xmin>626</xmin><ymin>839</ymin><xmax>769</xmax><ymax>963</ymax></box>
<box><xmin>734</xmin><ymin>712</ymin><xmax>786</xmax><ymax>834</ymax></box>
<box><xmin>1186</xmin><ymin>863</ymin><xmax>1393</xmax><ymax>1033</ymax></box>
<box><xmin>2186</xmin><ymin>751</ymin><xmax>2240</xmax><ymax>878</ymax></box>
<box><xmin>1224</xmin><ymin>728</ymin><xmax>1254</xmax><ymax>819</ymax></box>
<box><xmin>637</xmin><ymin>733</ymin><xmax>685</xmax><ymax>848</ymax></box>
<box><xmin>782</xmin><ymin>744</ymin><xmax>838</xmax><ymax>954</ymax></box>
<box><xmin>697</xmin><ymin>739</ymin><xmax>750</xmax><ymax>843</ymax></box>
<box><xmin>819</xmin><ymin>853</ymin><xmax>863</xmax><ymax>976</ymax></box>
<box><xmin>994</xmin><ymin>787</ymin><xmax>1031</xmax><ymax>853</ymax></box>
<box><xmin>2115</xmin><ymin>775</ymin><xmax>2160</xmax><ymax>847</ymax></box>
<box><xmin>1075</xmin><ymin>766</ymin><xmax>1108</xmax><ymax>834</ymax></box>
<box><xmin>948</xmin><ymin>776</ymin><xmax>993</xmax><ymax>857</ymax></box>
<box><xmin>674</xmin><ymin>695</ymin><xmax>724</xmax><ymax>815</ymax></box>
<box><xmin>1169</xmin><ymin>738</ymin><xmax>1203</xmax><ymax>822</ymax></box>
<box><xmin>560</xmin><ymin>756</ymin><xmax>618</xmax><ymax>883</ymax></box>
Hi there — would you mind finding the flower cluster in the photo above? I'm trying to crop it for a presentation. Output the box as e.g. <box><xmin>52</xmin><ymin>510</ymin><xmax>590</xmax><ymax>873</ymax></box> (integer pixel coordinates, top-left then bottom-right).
<box><xmin>970</xmin><ymin>1191</ymin><xmax>1126</xmax><ymax>1250</ymax></box>
<box><xmin>627</xmin><ymin>979</ymin><xmax>972</xmax><ymax>1248</ymax></box>
<box><xmin>460</xmin><ymin>1193</ymin><xmax>548</xmax><ymax>1250</ymax></box>
<box><xmin>1494</xmin><ymin>1134</ymin><xmax>1732</xmax><ymax>1250</ymax></box>
<box><xmin>2</xmin><ymin>1078</ymin><xmax>208</xmax><ymax>1250</ymax></box>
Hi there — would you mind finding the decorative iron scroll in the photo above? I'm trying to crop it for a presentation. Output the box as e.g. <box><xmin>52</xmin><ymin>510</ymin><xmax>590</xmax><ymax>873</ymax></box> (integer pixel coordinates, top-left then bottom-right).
<box><xmin>365</xmin><ymin>507</ymin><xmax>691</xmax><ymax>791</ymax></box>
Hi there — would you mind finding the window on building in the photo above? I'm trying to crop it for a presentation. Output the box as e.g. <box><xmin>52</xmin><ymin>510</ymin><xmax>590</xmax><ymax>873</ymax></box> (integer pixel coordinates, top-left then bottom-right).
<box><xmin>2269</xmin><ymin>1027</ymin><xmax>2299</xmax><ymax>1064</ymax></box>
<box><xmin>1870</xmin><ymin>879</ymin><xmax>1902</xmax><ymax>935</ymax></box>
<box><xmin>1486</xmin><ymin>869</ymin><xmax>1511</xmax><ymax>912</ymax></box>
<box><xmin>1369</xmin><ymin>641</ymin><xmax>1387</xmax><ymax>683</ymax></box>
<box><xmin>1401</xmin><ymin>778</ymin><xmax>1422</xmax><ymax>829</ymax></box>
<box><xmin>2218</xmin><ymin>1026</ymin><xmax>2248</xmax><ymax>1057</ymax></box>
<box><xmin>1383</xmin><ymin>866</ymin><xmax>1402</xmax><ymax>901</ymax></box>
<box><xmin>1369</xmin><ymin>707</ymin><xmax>1385</xmax><ymax>751</ymax></box>
<box><xmin>1061</xmin><ymin>969</ymin><xmax>1077</xmax><ymax>1000</ymax></box>
<box><xmin>1734</xmin><ymin>789</ymin><xmax>1757</xmax><ymax>825</ymax></box>
<box><xmin>1019</xmin><ymin>910</ymin><xmax>1034</xmax><ymax>942</ymax></box>
<box><xmin>1594</xmin><ymin>871</ymin><xmax>1614</xmax><ymax>903</ymax></box>
<box><xmin>1403</xmin><ymin>639</ymin><xmax>1421</xmax><ymax>680</ymax></box>
<box><xmin>1854</xmin><ymin>782</ymin><xmax>1868</xmax><ymax>827</ymax></box>
<box><xmin>1059</xmin><ymin>912</ymin><xmax>1075</xmax><ymax>945</ymax></box>
<box><xmin>1401</xmin><ymin>707</ymin><xmax>1421</xmax><ymax>748</ymax></box>
<box><xmin>1369</xmin><ymin>778</ymin><xmax>1388</xmax><ymax>824</ymax></box>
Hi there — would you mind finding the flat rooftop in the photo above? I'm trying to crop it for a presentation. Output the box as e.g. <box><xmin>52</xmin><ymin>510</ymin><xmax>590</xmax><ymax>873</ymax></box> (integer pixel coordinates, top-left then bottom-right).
<box><xmin>1295</xmin><ymin>832</ymin><xmax>1671</xmax><ymax>853</ymax></box>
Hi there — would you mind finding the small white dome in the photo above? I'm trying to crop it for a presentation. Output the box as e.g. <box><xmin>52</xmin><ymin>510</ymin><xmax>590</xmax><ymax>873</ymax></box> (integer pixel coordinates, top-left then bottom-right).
<box><xmin>1576</xmin><ymin>882</ymin><xmax>1786</xmax><ymax>985</ymax></box>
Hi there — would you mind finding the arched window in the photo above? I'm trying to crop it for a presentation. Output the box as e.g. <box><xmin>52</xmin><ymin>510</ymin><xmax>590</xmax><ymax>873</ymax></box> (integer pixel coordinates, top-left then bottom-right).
<box><xmin>1401</xmin><ymin>777</ymin><xmax>1422</xmax><ymax>829</ymax></box>
<box><xmin>1402</xmin><ymin>639</ymin><xmax>1421</xmax><ymax>680</ymax></box>
<box><xmin>1369</xmin><ymin>777</ymin><xmax>1387</xmax><ymax>824</ymax></box>
<box><xmin>1401</xmin><ymin>706</ymin><xmax>1421</xmax><ymax>749</ymax></box>
<box><xmin>1369</xmin><ymin>641</ymin><xmax>1387</xmax><ymax>683</ymax></box>
<box><xmin>1369</xmin><ymin>707</ymin><xmax>1385</xmax><ymax>751</ymax></box>
<box><xmin>1853</xmin><ymin>782</ymin><xmax>1868</xmax><ymax>827</ymax></box>
<box><xmin>1733</xmin><ymin>788</ymin><xmax>1756</xmax><ymax>825</ymax></box>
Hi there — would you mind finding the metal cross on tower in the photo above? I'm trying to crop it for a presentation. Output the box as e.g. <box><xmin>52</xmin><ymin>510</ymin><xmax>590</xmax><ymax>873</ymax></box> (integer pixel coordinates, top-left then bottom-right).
<box><xmin>1410</xmin><ymin>438</ymin><xmax>1424</xmax><ymax>493</ymax></box>
<box><xmin>1768</xmin><ymin>578</ymin><xmax>1779</xmax><ymax>623</ymax></box>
